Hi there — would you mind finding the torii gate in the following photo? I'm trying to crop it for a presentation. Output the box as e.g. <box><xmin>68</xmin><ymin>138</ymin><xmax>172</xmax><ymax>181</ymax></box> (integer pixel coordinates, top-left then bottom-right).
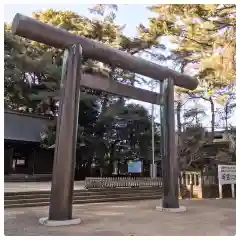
<box><xmin>12</xmin><ymin>13</ymin><xmax>198</xmax><ymax>225</ymax></box>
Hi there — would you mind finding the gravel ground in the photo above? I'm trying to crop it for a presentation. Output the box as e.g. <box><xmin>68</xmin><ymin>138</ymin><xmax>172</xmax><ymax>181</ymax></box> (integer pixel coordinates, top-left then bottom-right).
<box><xmin>4</xmin><ymin>199</ymin><xmax>236</xmax><ymax>236</ymax></box>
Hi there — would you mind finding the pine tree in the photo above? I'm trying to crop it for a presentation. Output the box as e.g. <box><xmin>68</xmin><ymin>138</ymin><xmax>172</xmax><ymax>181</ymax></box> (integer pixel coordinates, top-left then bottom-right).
<box><xmin>145</xmin><ymin>4</ymin><xmax>236</xmax><ymax>86</ymax></box>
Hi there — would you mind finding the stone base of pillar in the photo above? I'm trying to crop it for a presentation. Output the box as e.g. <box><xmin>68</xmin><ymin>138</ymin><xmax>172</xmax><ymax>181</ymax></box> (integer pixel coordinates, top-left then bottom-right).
<box><xmin>156</xmin><ymin>205</ymin><xmax>187</xmax><ymax>213</ymax></box>
<box><xmin>39</xmin><ymin>217</ymin><xmax>81</xmax><ymax>227</ymax></box>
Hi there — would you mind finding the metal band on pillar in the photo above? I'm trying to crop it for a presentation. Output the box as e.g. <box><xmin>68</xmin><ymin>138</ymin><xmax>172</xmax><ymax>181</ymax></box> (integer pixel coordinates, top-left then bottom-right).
<box><xmin>49</xmin><ymin>44</ymin><xmax>82</xmax><ymax>221</ymax></box>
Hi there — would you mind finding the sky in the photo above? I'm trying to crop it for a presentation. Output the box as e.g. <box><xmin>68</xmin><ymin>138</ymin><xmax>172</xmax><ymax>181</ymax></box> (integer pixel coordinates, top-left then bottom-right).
<box><xmin>4</xmin><ymin>4</ymin><xmax>235</xmax><ymax>129</ymax></box>
<box><xmin>4</xmin><ymin>4</ymin><xmax>153</xmax><ymax>37</ymax></box>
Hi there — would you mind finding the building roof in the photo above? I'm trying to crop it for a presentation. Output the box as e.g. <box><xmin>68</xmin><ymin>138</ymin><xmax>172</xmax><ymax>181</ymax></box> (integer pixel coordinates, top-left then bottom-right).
<box><xmin>4</xmin><ymin>109</ymin><xmax>53</xmax><ymax>143</ymax></box>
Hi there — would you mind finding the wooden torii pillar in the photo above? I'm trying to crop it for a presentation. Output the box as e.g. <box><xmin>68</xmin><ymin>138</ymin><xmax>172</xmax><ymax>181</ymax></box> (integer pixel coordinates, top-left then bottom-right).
<box><xmin>12</xmin><ymin>13</ymin><xmax>198</xmax><ymax>223</ymax></box>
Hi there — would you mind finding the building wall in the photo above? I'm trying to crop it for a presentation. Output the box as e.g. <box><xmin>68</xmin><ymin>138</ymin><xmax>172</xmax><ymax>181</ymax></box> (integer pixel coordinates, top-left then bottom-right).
<box><xmin>4</xmin><ymin>141</ymin><xmax>54</xmax><ymax>175</ymax></box>
<box><xmin>30</xmin><ymin>149</ymin><xmax>54</xmax><ymax>174</ymax></box>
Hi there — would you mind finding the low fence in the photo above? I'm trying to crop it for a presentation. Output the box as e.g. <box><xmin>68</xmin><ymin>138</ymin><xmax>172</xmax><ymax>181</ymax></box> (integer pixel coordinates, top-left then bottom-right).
<box><xmin>85</xmin><ymin>173</ymin><xmax>199</xmax><ymax>190</ymax></box>
<box><xmin>85</xmin><ymin>177</ymin><xmax>162</xmax><ymax>189</ymax></box>
<box><xmin>85</xmin><ymin>172</ymin><xmax>234</xmax><ymax>199</ymax></box>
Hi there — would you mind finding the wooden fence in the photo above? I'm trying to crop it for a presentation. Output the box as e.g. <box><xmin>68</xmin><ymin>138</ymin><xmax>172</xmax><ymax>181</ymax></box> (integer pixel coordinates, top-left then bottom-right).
<box><xmin>179</xmin><ymin>172</ymin><xmax>202</xmax><ymax>198</ymax></box>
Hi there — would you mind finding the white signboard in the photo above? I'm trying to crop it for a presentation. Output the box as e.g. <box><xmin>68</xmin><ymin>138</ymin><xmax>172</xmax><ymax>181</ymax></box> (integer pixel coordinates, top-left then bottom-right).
<box><xmin>218</xmin><ymin>165</ymin><xmax>236</xmax><ymax>185</ymax></box>
<box><xmin>218</xmin><ymin>165</ymin><xmax>236</xmax><ymax>199</ymax></box>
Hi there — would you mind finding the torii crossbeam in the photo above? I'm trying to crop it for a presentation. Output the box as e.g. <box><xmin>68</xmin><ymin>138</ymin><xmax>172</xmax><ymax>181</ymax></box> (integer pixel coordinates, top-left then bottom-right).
<box><xmin>11</xmin><ymin>13</ymin><xmax>198</xmax><ymax>223</ymax></box>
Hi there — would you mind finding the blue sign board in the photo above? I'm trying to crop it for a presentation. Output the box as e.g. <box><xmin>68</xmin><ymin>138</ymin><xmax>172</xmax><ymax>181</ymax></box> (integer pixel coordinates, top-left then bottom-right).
<box><xmin>128</xmin><ymin>160</ymin><xmax>142</xmax><ymax>173</ymax></box>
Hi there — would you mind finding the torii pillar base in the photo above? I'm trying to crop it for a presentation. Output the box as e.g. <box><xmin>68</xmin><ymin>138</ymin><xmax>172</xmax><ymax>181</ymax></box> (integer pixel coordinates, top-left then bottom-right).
<box><xmin>156</xmin><ymin>205</ymin><xmax>187</xmax><ymax>213</ymax></box>
<box><xmin>39</xmin><ymin>217</ymin><xmax>81</xmax><ymax>227</ymax></box>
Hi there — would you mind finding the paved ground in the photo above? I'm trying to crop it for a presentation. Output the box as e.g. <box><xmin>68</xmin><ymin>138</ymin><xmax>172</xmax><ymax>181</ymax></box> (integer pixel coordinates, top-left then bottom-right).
<box><xmin>4</xmin><ymin>181</ymin><xmax>85</xmax><ymax>192</ymax></box>
<box><xmin>4</xmin><ymin>199</ymin><xmax>236</xmax><ymax>236</ymax></box>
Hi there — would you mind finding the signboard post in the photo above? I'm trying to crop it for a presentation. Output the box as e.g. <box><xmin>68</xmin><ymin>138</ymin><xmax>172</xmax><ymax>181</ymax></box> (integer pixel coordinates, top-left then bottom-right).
<box><xmin>218</xmin><ymin>165</ymin><xmax>236</xmax><ymax>199</ymax></box>
<box><xmin>150</xmin><ymin>163</ymin><xmax>157</xmax><ymax>178</ymax></box>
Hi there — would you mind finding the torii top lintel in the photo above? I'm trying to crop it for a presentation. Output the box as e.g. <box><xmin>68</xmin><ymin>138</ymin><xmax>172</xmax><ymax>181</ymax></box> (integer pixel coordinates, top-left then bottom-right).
<box><xmin>12</xmin><ymin>13</ymin><xmax>198</xmax><ymax>90</ymax></box>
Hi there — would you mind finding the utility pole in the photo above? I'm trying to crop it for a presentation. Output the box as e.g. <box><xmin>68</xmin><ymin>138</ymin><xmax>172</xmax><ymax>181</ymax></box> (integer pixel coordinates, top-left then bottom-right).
<box><xmin>151</xmin><ymin>79</ymin><xmax>155</xmax><ymax>178</ymax></box>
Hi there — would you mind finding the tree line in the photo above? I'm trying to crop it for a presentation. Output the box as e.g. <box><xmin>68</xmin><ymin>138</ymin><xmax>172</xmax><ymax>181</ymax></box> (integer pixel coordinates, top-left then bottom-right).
<box><xmin>4</xmin><ymin>4</ymin><xmax>236</xmax><ymax>175</ymax></box>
